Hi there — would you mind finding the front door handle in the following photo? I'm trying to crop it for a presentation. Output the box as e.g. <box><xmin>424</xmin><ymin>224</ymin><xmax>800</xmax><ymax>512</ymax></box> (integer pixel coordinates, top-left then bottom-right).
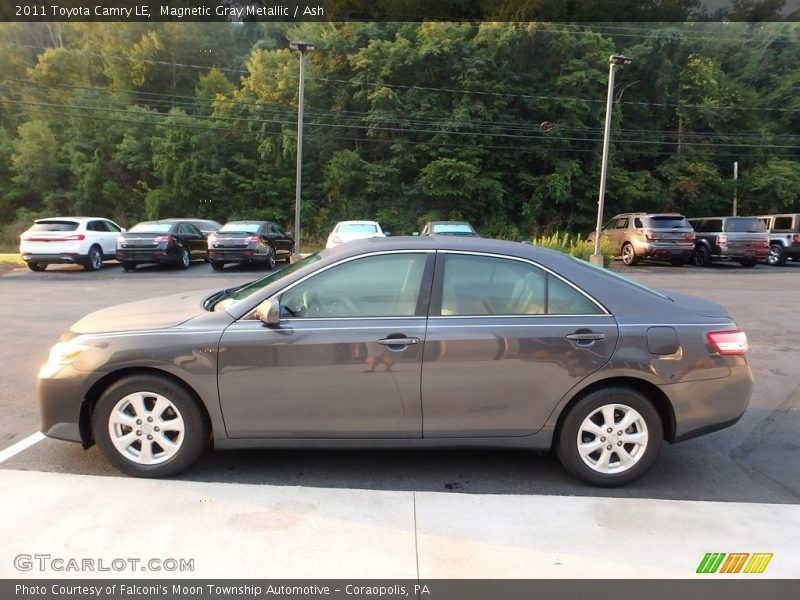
<box><xmin>377</xmin><ymin>337</ymin><xmax>420</xmax><ymax>347</ymax></box>
<box><xmin>566</xmin><ymin>332</ymin><xmax>605</xmax><ymax>341</ymax></box>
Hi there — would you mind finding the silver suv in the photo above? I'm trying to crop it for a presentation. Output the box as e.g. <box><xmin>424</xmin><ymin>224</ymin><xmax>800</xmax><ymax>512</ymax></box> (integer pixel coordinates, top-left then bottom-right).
<box><xmin>758</xmin><ymin>213</ymin><xmax>800</xmax><ymax>266</ymax></box>
<box><xmin>600</xmin><ymin>213</ymin><xmax>695</xmax><ymax>266</ymax></box>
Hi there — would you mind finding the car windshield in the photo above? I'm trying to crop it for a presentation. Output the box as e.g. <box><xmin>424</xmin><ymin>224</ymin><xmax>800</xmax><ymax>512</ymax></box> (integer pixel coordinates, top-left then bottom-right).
<box><xmin>214</xmin><ymin>254</ymin><xmax>323</xmax><ymax>311</ymax></box>
<box><xmin>433</xmin><ymin>223</ymin><xmax>475</xmax><ymax>234</ymax></box>
<box><xmin>337</xmin><ymin>223</ymin><xmax>377</xmax><ymax>233</ymax></box>
<box><xmin>647</xmin><ymin>216</ymin><xmax>689</xmax><ymax>229</ymax></box>
<box><xmin>220</xmin><ymin>223</ymin><xmax>261</xmax><ymax>233</ymax></box>
<box><xmin>574</xmin><ymin>257</ymin><xmax>672</xmax><ymax>301</ymax></box>
<box><xmin>725</xmin><ymin>218</ymin><xmax>766</xmax><ymax>233</ymax></box>
<box><xmin>31</xmin><ymin>221</ymin><xmax>79</xmax><ymax>232</ymax></box>
<box><xmin>129</xmin><ymin>223</ymin><xmax>173</xmax><ymax>233</ymax></box>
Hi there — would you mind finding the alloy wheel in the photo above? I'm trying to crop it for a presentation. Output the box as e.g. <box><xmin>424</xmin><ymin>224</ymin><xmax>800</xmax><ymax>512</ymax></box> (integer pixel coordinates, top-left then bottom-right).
<box><xmin>576</xmin><ymin>403</ymin><xmax>649</xmax><ymax>474</ymax></box>
<box><xmin>107</xmin><ymin>391</ymin><xmax>185</xmax><ymax>465</ymax></box>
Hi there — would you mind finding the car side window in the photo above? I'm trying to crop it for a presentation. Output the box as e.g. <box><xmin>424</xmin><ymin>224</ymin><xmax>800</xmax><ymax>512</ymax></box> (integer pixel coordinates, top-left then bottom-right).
<box><xmin>104</xmin><ymin>220</ymin><xmax>121</xmax><ymax>232</ymax></box>
<box><xmin>615</xmin><ymin>218</ymin><xmax>629</xmax><ymax>229</ymax></box>
<box><xmin>440</xmin><ymin>254</ymin><xmax>602</xmax><ymax>316</ymax></box>
<box><xmin>87</xmin><ymin>221</ymin><xmax>103</xmax><ymax>232</ymax></box>
<box><xmin>633</xmin><ymin>218</ymin><xmax>644</xmax><ymax>228</ymax></box>
<box><xmin>280</xmin><ymin>253</ymin><xmax>428</xmax><ymax>318</ymax></box>
<box><xmin>773</xmin><ymin>217</ymin><xmax>792</xmax><ymax>231</ymax></box>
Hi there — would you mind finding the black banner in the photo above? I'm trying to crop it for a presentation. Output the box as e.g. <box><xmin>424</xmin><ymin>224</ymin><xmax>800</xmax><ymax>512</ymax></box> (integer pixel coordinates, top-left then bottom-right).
<box><xmin>4</xmin><ymin>580</ymin><xmax>800</xmax><ymax>600</ymax></box>
<box><xmin>2</xmin><ymin>0</ymin><xmax>800</xmax><ymax>23</ymax></box>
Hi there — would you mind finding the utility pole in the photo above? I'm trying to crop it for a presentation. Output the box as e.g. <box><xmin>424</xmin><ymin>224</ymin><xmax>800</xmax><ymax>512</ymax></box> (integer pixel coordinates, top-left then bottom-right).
<box><xmin>591</xmin><ymin>55</ymin><xmax>632</xmax><ymax>267</ymax></box>
<box><xmin>289</xmin><ymin>41</ymin><xmax>315</xmax><ymax>260</ymax></box>
<box><xmin>733</xmin><ymin>161</ymin><xmax>738</xmax><ymax>216</ymax></box>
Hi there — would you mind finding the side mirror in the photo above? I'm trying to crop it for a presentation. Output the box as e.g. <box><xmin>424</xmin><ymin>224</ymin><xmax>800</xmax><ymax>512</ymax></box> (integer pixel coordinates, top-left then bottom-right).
<box><xmin>412</xmin><ymin>232</ymin><xmax>419</xmax><ymax>236</ymax></box>
<box><xmin>121</xmin><ymin>228</ymin><xmax>127</xmax><ymax>233</ymax></box>
<box><xmin>255</xmin><ymin>298</ymin><xmax>281</xmax><ymax>326</ymax></box>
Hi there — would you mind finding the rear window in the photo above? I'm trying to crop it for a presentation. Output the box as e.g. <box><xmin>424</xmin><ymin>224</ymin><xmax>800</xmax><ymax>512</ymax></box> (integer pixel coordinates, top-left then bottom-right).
<box><xmin>337</xmin><ymin>223</ymin><xmax>378</xmax><ymax>233</ymax></box>
<box><xmin>129</xmin><ymin>223</ymin><xmax>173</xmax><ymax>233</ymax></box>
<box><xmin>432</xmin><ymin>223</ymin><xmax>475</xmax><ymax>234</ymax></box>
<box><xmin>647</xmin><ymin>216</ymin><xmax>689</xmax><ymax>229</ymax></box>
<box><xmin>31</xmin><ymin>221</ymin><xmax>79</xmax><ymax>232</ymax></box>
<box><xmin>725</xmin><ymin>218</ymin><xmax>766</xmax><ymax>233</ymax></box>
<box><xmin>220</xmin><ymin>222</ymin><xmax>261</xmax><ymax>233</ymax></box>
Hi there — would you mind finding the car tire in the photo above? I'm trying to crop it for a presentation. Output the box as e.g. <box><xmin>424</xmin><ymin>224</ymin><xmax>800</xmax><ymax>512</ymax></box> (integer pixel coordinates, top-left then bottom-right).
<box><xmin>121</xmin><ymin>262</ymin><xmax>137</xmax><ymax>272</ymax></box>
<box><xmin>767</xmin><ymin>244</ymin><xmax>786</xmax><ymax>266</ymax></box>
<box><xmin>693</xmin><ymin>245</ymin><xmax>712</xmax><ymax>267</ymax></box>
<box><xmin>738</xmin><ymin>258</ymin><xmax>757</xmax><ymax>268</ymax></box>
<box><xmin>669</xmin><ymin>257</ymin><xmax>688</xmax><ymax>267</ymax></box>
<box><xmin>177</xmin><ymin>246</ymin><xmax>190</xmax><ymax>269</ymax></box>
<box><xmin>26</xmin><ymin>261</ymin><xmax>46</xmax><ymax>272</ymax></box>
<box><xmin>266</xmin><ymin>246</ymin><xmax>277</xmax><ymax>270</ymax></box>
<box><xmin>84</xmin><ymin>245</ymin><xmax>103</xmax><ymax>271</ymax></box>
<box><xmin>210</xmin><ymin>261</ymin><xmax>225</xmax><ymax>271</ymax></box>
<box><xmin>92</xmin><ymin>375</ymin><xmax>210</xmax><ymax>478</ymax></box>
<box><xmin>621</xmin><ymin>243</ymin><xmax>639</xmax><ymax>266</ymax></box>
<box><xmin>556</xmin><ymin>386</ymin><xmax>663</xmax><ymax>487</ymax></box>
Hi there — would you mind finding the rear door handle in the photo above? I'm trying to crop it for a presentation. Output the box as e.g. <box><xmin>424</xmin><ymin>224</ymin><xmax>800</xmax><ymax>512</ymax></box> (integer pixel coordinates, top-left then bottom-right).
<box><xmin>377</xmin><ymin>337</ymin><xmax>420</xmax><ymax>347</ymax></box>
<box><xmin>566</xmin><ymin>332</ymin><xmax>605</xmax><ymax>341</ymax></box>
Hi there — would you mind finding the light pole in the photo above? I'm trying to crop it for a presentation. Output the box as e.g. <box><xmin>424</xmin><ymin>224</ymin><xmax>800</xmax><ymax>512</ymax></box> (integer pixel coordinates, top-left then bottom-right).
<box><xmin>289</xmin><ymin>41</ymin><xmax>315</xmax><ymax>260</ymax></box>
<box><xmin>591</xmin><ymin>54</ymin><xmax>632</xmax><ymax>267</ymax></box>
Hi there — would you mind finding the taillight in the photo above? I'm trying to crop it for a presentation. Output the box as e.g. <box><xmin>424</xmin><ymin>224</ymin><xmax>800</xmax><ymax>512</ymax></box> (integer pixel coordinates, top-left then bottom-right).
<box><xmin>63</xmin><ymin>234</ymin><xmax>85</xmax><ymax>241</ymax></box>
<box><xmin>686</xmin><ymin>232</ymin><xmax>695</xmax><ymax>241</ymax></box>
<box><xmin>792</xmin><ymin>234</ymin><xmax>800</xmax><ymax>242</ymax></box>
<box><xmin>716</xmin><ymin>234</ymin><xmax>727</xmax><ymax>246</ymax></box>
<box><xmin>707</xmin><ymin>330</ymin><xmax>748</xmax><ymax>355</ymax></box>
<box><xmin>207</xmin><ymin>234</ymin><xmax>217</xmax><ymax>244</ymax></box>
<box><xmin>244</xmin><ymin>235</ymin><xmax>260</xmax><ymax>244</ymax></box>
<box><xmin>643</xmin><ymin>229</ymin><xmax>653</xmax><ymax>241</ymax></box>
<box><xmin>153</xmin><ymin>234</ymin><xmax>173</xmax><ymax>245</ymax></box>
<box><xmin>761</xmin><ymin>240</ymin><xmax>769</xmax><ymax>248</ymax></box>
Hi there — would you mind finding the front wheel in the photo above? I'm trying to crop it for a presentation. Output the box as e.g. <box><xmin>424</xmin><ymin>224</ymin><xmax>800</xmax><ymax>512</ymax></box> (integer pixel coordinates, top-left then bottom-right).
<box><xmin>92</xmin><ymin>375</ymin><xmax>210</xmax><ymax>478</ymax></box>
<box><xmin>556</xmin><ymin>387</ymin><xmax>662</xmax><ymax>487</ymax></box>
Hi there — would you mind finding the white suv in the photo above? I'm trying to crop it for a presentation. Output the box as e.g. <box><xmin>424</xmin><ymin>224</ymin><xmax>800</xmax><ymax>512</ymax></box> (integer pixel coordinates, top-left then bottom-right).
<box><xmin>325</xmin><ymin>220</ymin><xmax>386</xmax><ymax>249</ymax></box>
<box><xmin>20</xmin><ymin>217</ymin><xmax>125</xmax><ymax>272</ymax></box>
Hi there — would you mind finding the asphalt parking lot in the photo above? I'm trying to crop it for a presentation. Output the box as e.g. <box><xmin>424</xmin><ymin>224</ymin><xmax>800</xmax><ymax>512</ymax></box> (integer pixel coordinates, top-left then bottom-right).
<box><xmin>1</xmin><ymin>258</ymin><xmax>798</xmax><ymax>505</ymax></box>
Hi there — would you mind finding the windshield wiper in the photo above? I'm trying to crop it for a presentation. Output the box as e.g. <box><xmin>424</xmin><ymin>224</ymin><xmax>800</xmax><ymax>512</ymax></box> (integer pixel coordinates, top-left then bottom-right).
<box><xmin>204</xmin><ymin>283</ymin><xmax>249</xmax><ymax>310</ymax></box>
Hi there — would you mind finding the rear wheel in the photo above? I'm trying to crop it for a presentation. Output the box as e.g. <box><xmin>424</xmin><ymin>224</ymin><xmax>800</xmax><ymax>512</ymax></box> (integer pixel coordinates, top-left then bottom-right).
<box><xmin>556</xmin><ymin>386</ymin><xmax>662</xmax><ymax>487</ymax></box>
<box><xmin>121</xmin><ymin>262</ymin><xmax>137</xmax><ymax>272</ymax></box>
<box><xmin>621</xmin><ymin>243</ymin><xmax>639</xmax><ymax>266</ymax></box>
<box><xmin>210</xmin><ymin>261</ymin><xmax>225</xmax><ymax>271</ymax></box>
<box><xmin>767</xmin><ymin>244</ymin><xmax>786</xmax><ymax>266</ymax></box>
<box><xmin>177</xmin><ymin>246</ymin><xmax>190</xmax><ymax>269</ymax></box>
<box><xmin>692</xmin><ymin>245</ymin><xmax>712</xmax><ymax>267</ymax></box>
<box><xmin>92</xmin><ymin>375</ymin><xmax>210</xmax><ymax>478</ymax></box>
<box><xmin>669</xmin><ymin>257</ymin><xmax>688</xmax><ymax>267</ymax></box>
<box><xmin>266</xmin><ymin>246</ymin><xmax>277</xmax><ymax>270</ymax></box>
<box><xmin>26</xmin><ymin>261</ymin><xmax>46</xmax><ymax>272</ymax></box>
<box><xmin>84</xmin><ymin>245</ymin><xmax>103</xmax><ymax>271</ymax></box>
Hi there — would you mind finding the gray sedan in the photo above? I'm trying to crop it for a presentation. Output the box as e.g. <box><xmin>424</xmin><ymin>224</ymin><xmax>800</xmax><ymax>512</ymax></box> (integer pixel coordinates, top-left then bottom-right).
<box><xmin>38</xmin><ymin>237</ymin><xmax>752</xmax><ymax>486</ymax></box>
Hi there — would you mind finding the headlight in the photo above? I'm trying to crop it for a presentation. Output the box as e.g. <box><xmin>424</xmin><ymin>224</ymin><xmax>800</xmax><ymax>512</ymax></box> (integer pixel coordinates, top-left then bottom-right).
<box><xmin>39</xmin><ymin>341</ymin><xmax>89</xmax><ymax>378</ymax></box>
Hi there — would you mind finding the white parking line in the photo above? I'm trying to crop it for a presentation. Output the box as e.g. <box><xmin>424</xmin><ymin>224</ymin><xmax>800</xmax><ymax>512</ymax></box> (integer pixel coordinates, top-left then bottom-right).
<box><xmin>0</xmin><ymin>432</ymin><xmax>45</xmax><ymax>464</ymax></box>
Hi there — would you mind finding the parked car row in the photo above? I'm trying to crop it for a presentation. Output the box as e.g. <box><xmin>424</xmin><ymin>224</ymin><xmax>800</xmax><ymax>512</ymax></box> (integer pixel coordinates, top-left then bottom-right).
<box><xmin>20</xmin><ymin>217</ymin><xmax>294</xmax><ymax>273</ymax></box>
<box><xmin>595</xmin><ymin>212</ymin><xmax>800</xmax><ymax>268</ymax></box>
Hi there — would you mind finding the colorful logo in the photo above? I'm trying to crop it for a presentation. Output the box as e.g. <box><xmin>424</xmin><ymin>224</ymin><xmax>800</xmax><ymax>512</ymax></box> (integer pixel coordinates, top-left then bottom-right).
<box><xmin>696</xmin><ymin>553</ymin><xmax>773</xmax><ymax>574</ymax></box>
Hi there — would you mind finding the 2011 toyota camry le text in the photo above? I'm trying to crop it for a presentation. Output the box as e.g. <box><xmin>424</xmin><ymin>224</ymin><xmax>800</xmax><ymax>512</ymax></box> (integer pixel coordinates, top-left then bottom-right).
<box><xmin>37</xmin><ymin>237</ymin><xmax>753</xmax><ymax>486</ymax></box>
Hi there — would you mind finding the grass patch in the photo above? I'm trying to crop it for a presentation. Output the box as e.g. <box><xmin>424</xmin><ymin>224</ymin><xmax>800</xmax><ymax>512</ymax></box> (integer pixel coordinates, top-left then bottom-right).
<box><xmin>0</xmin><ymin>253</ymin><xmax>25</xmax><ymax>273</ymax></box>
<box><xmin>532</xmin><ymin>232</ymin><xmax>615</xmax><ymax>267</ymax></box>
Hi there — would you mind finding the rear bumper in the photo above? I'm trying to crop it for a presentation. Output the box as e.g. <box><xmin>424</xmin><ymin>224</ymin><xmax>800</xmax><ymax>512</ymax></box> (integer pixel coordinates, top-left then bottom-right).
<box><xmin>665</xmin><ymin>358</ymin><xmax>753</xmax><ymax>442</ymax></box>
<box><xmin>634</xmin><ymin>241</ymin><xmax>694</xmax><ymax>259</ymax></box>
<box><xmin>208</xmin><ymin>249</ymin><xmax>263</xmax><ymax>263</ymax></box>
<box><xmin>21</xmin><ymin>252</ymin><xmax>91</xmax><ymax>265</ymax></box>
<box><xmin>116</xmin><ymin>248</ymin><xmax>178</xmax><ymax>263</ymax></box>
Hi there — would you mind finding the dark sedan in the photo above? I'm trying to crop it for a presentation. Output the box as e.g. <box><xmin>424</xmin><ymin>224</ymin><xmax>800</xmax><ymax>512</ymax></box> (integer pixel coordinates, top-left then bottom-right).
<box><xmin>207</xmin><ymin>221</ymin><xmax>294</xmax><ymax>270</ymax></box>
<box><xmin>116</xmin><ymin>220</ymin><xmax>208</xmax><ymax>271</ymax></box>
<box><xmin>38</xmin><ymin>237</ymin><xmax>752</xmax><ymax>486</ymax></box>
<box><xmin>159</xmin><ymin>218</ymin><xmax>222</xmax><ymax>237</ymax></box>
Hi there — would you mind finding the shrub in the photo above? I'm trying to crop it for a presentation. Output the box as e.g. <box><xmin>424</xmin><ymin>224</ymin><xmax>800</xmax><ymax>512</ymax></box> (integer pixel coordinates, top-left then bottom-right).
<box><xmin>532</xmin><ymin>231</ymin><xmax>615</xmax><ymax>267</ymax></box>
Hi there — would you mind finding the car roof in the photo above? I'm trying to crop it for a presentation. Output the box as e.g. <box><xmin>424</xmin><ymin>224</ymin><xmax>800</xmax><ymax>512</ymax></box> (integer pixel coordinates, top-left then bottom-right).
<box><xmin>335</xmin><ymin>220</ymin><xmax>379</xmax><ymax>225</ymax></box>
<box><xmin>35</xmin><ymin>216</ymin><xmax>111</xmax><ymax>223</ymax></box>
<box><xmin>224</xmin><ymin>220</ymin><xmax>271</xmax><ymax>225</ymax></box>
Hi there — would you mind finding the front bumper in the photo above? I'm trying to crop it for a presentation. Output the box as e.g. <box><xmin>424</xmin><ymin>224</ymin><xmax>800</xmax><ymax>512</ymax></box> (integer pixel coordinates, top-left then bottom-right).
<box><xmin>38</xmin><ymin>364</ymin><xmax>100</xmax><ymax>445</ymax></box>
